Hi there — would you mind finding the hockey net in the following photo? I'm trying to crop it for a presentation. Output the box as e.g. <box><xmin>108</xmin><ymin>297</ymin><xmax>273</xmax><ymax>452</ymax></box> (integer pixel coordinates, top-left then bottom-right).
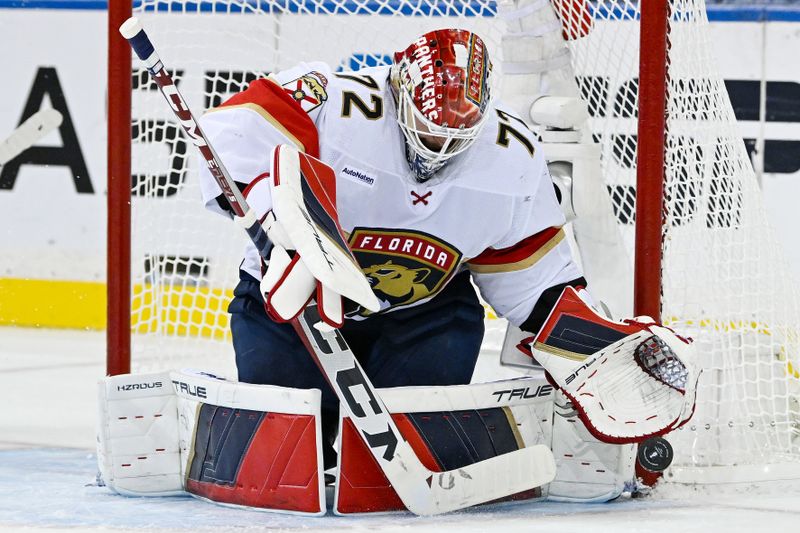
<box><xmin>112</xmin><ymin>0</ymin><xmax>800</xmax><ymax>483</ymax></box>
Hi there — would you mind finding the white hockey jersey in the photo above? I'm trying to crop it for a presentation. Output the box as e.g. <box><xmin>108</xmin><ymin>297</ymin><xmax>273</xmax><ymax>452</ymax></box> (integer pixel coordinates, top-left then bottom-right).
<box><xmin>198</xmin><ymin>62</ymin><xmax>583</xmax><ymax>327</ymax></box>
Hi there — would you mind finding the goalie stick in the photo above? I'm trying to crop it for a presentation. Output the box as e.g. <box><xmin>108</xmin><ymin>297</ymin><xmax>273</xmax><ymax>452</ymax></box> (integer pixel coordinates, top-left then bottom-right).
<box><xmin>0</xmin><ymin>109</ymin><xmax>63</xmax><ymax>166</ymax></box>
<box><xmin>119</xmin><ymin>17</ymin><xmax>555</xmax><ymax>515</ymax></box>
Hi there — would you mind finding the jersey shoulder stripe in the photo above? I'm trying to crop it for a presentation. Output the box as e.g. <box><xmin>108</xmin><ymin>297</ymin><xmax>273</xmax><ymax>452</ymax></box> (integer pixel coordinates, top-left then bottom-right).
<box><xmin>212</xmin><ymin>78</ymin><xmax>320</xmax><ymax>157</ymax></box>
<box><xmin>468</xmin><ymin>227</ymin><xmax>565</xmax><ymax>274</ymax></box>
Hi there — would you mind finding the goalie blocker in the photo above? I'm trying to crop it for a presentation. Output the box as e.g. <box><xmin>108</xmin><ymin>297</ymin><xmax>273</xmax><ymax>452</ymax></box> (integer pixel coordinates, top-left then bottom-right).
<box><xmin>255</xmin><ymin>144</ymin><xmax>382</xmax><ymax>326</ymax></box>
<box><xmin>98</xmin><ymin>371</ymin><xmax>634</xmax><ymax>515</ymax></box>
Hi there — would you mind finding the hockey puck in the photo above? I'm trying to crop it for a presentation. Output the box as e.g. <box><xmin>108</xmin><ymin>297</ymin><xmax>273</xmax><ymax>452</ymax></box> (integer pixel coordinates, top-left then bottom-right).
<box><xmin>637</xmin><ymin>436</ymin><xmax>673</xmax><ymax>472</ymax></box>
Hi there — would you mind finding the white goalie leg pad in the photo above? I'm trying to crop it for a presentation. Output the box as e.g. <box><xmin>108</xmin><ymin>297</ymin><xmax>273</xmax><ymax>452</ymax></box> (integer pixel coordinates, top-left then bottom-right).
<box><xmin>548</xmin><ymin>390</ymin><xmax>636</xmax><ymax>502</ymax></box>
<box><xmin>333</xmin><ymin>374</ymin><xmax>634</xmax><ymax>512</ymax></box>
<box><xmin>98</xmin><ymin>370</ymin><xmax>326</xmax><ymax>514</ymax></box>
<box><xmin>97</xmin><ymin>371</ymin><xmax>183</xmax><ymax>496</ymax></box>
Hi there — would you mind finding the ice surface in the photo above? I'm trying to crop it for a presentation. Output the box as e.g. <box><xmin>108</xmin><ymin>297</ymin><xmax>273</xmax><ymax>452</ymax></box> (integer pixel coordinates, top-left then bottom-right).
<box><xmin>1</xmin><ymin>326</ymin><xmax>799</xmax><ymax>532</ymax></box>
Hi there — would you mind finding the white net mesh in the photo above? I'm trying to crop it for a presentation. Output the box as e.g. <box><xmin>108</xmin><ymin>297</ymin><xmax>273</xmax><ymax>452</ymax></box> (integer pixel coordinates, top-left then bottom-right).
<box><xmin>127</xmin><ymin>0</ymin><xmax>800</xmax><ymax>480</ymax></box>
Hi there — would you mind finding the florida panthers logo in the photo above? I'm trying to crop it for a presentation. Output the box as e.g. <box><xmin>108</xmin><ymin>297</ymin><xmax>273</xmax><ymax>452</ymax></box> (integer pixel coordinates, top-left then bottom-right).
<box><xmin>282</xmin><ymin>71</ymin><xmax>328</xmax><ymax>113</ymax></box>
<box><xmin>349</xmin><ymin>228</ymin><xmax>462</xmax><ymax>316</ymax></box>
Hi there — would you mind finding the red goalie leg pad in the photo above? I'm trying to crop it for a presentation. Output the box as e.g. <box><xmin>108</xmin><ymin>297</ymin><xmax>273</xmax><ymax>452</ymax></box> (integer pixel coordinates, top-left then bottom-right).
<box><xmin>186</xmin><ymin>407</ymin><xmax>322</xmax><ymax>514</ymax></box>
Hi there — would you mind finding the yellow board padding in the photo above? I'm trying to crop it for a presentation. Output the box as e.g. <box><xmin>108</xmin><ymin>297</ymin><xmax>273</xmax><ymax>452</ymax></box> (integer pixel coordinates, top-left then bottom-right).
<box><xmin>3</xmin><ymin>279</ymin><xmax>798</xmax><ymax>381</ymax></box>
<box><xmin>0</xmin><ymin>278</ymin><xmax>234</xmax><ymax>337</ymax></box>
<box><xmin>0</xmin><ymin>278</ymin><xmax>107</xmax><ymax>329</ymax></box>
<box><xmin>0</xmin><ymin>277</ymin><xmax>495</xmax><ymax>336</ymax></box>
<box><xmin>132</xmin><ymin>283</ymin><xmax>232</xmax><ymax>341</ymax></box>
<box><xmin>663</xmin><ymin>315</ymin><xmax>774</xmax><ymax>336</ymax></box>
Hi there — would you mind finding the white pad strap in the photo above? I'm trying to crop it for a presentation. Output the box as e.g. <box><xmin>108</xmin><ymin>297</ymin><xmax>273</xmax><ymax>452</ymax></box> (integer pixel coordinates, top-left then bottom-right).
<box><xmin>497</xmin><ymin>0</ymin><xmax>551</xmax><ymax>21</ymax></box>
<box><xmin>501</xmin><ymin>49</ymin><xmax>573</xmax><ymax>75</ymax></box>
<box><xmin>502</xmin><ymin>18</ymin><xmax>564</xmax><ymax>39</ymax></box>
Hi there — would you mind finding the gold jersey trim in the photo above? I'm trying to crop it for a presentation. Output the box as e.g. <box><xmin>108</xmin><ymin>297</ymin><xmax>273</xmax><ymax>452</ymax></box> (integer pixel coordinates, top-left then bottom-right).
<box><xmin>468</xmin><ymin>228</ymin><xmax>565</xmax><ymax>274</ymax></box>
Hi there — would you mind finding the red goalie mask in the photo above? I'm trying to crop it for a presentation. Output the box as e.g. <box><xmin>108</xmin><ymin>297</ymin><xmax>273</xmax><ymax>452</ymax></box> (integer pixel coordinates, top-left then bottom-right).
<box><xmin>390</xmin><ymin>28</ymin><xmax>494</xmax><ymax>181</ymax></box>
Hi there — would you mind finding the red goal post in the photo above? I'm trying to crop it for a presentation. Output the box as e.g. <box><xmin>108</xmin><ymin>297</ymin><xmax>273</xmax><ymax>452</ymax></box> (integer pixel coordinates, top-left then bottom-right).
<box><xmin>635</xmin><ymin>0</ymin><xmax>668</xmax><ymax>324</ymax></box>
<box><xmin>106</xmin><ymin>0</ymin><xmax>800</xmax><ymax>483</ymax></box>
<box><xmin>108</xmin><ymin>0</ymin><xmax>133</xmax><ymax>376</ymax></box>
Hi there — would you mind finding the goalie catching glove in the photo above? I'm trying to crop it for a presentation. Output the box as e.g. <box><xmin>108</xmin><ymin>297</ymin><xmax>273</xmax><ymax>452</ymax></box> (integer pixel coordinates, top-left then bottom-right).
<box><xmin>529</xmin><ymin>287</ymin><xmax>699</xmax><ymax>444</ymax></box>
<box><xmin>256</xmin><ymin>145</ymin><xmax>380</xmax><ymax>327</ymax></box>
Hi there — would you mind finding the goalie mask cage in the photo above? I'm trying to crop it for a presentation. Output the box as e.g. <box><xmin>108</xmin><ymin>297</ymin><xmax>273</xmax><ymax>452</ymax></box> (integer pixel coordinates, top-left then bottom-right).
<box><xmin>107</xmin><ymin>0</ymin><xmax>800</xmax><ymax>484</ymax></box>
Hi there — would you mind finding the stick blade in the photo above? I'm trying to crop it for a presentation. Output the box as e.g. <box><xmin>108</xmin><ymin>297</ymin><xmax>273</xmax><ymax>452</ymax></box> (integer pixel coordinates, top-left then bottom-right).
<box><xmin>405</xmin><ymin>444</ymin><xmax>556</xmax><ymax>516</ymax></box>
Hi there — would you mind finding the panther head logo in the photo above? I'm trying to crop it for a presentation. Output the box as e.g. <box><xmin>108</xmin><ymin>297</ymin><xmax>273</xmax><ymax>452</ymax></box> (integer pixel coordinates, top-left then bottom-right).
<box><xmin>348</xmin><ymin>228</ymin><xmax>462</xmax><ymax>317</ymax></box>
<box><xmin>363</xmin><ymin>261</ymin><xmax>431</xmax><ymax>306</ymax></box>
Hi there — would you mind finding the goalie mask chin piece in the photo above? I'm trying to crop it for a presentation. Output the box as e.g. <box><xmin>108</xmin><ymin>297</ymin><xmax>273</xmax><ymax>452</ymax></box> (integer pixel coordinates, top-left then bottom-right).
<box><xmin>405</xmin><ymin>144</ymin><xmax>444</xmax><ymax>182</ymax></box>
